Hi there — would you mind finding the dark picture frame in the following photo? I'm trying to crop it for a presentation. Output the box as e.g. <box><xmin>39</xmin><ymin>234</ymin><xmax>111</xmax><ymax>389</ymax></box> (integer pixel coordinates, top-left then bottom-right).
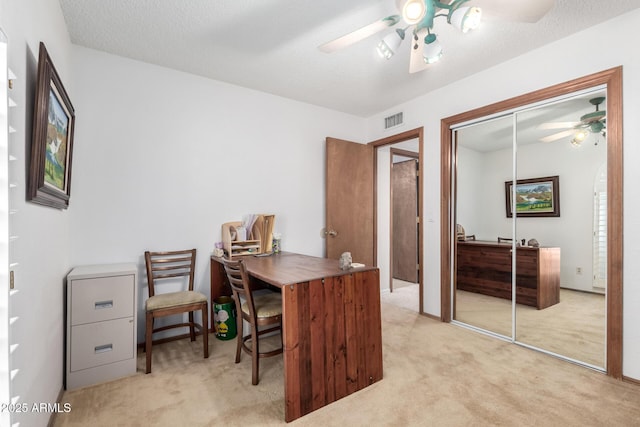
<box><xmin>28</xmin><ymin>42</ymin><xmax>75</xmax><ymax>209</ymax></box>
<box><xmin>505</xmin><ymin>175</ymin><xmax>560</xmax><ymax>218</ymax></box>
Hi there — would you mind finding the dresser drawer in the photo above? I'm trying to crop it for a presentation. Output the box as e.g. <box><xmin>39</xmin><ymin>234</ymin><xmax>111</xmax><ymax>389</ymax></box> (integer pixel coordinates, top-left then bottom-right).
<box><xmin>70</xmin><ymin>317</ymin><xmax>134</xmax><ymax>372</ymax></box>
<box><xmin>71</xmin><ymin>274</ymin><xmax>134</xmax><ymax>325</ymax></box>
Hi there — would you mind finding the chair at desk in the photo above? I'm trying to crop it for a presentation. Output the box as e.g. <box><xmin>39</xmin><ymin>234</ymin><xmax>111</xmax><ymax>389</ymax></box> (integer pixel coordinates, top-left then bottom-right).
<box><xmin>497</xmin><ymin>237</ymin><xmax>513</xmax><ymax>243</ymax></box>
<box><xmin>456</xmin><ymin>224</ymin><xmax>475</xmax><ymax>241</ymax></box>
<box><xmin>221</xmin><ymin>258</ymin><xmax>283</xmax><ymax>385</ymax></box>
<box><xmin>144</xmin><ymin>249</ymin><xmax>209</xmax><ymax>374</ymax></box>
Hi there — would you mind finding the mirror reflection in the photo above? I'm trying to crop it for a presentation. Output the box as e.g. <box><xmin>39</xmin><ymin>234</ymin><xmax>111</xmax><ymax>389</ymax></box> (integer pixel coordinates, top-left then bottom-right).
<box><xmin>454</xmin><ymin>115</ymin><xmax>513</xmax><ymax>337</ymax></box>
<box><xmin>454</xmin><ymin>89</ymin><xmax>606</xmax><ymax>369</ymax></box>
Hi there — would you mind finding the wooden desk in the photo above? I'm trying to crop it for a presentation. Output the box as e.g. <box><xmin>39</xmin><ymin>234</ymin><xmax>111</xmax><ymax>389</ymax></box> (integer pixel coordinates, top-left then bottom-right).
<box><xmin>457</xmin><ymin>241</ymin><xmax>560</xmax><ymax>309</ymax></box>
<box><xmin>210</xmin><ymin>252</ymin><xmax>383</xmax><ymax>422</ymax></box>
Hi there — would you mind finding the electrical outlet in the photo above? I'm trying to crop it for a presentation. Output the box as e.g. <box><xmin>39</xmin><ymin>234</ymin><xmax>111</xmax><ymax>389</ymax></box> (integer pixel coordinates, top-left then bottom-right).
<box><xmin>576</xmin><ymin>267</ymin><xmax>583</xmax><ymax>275</ymax></box>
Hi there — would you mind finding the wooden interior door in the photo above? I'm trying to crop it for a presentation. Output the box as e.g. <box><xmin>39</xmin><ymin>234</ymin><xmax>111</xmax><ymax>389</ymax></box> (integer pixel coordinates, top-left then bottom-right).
<box><xmin>392</xmin><ymin>159</ymin><xmax>418</xmax><ymax>282</ymax></box>
<box><xmin>325</xmin><ymin>138</ymin><xmax>374</xmax><ymax>266</ymax></box>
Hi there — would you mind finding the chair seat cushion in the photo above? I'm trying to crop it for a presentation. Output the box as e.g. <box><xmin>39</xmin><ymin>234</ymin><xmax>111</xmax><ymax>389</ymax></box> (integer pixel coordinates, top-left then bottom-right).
<box><xmin>146</xmin><ymin>291</ymin><xmax>207</xmax><ymax>311</ymax></box>
<box><xmin>242</xmin><ymin>290</ymin><xmax>282</xmax><ymax>318</ymax></box>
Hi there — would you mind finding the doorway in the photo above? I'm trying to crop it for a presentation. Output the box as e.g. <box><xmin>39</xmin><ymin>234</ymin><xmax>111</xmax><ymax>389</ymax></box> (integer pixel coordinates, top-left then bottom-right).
<box><xmin>391</xmin><ymin>148</ymin><xmax>419</xmax><ymax>287</ymax></box>
<box><xmin>324</xmin><ymin>128</ymin><xmax>425</xmax><ymax>314</ymax></box>
<box><xmin>372</xmin><ymin>129</ymin><xmax>424</xmax><ymax>314</ymax></box>
<box><xmin>440</xmin><ymin>68</ymin><xmax>623</xmax><ymax>378</ymax></box>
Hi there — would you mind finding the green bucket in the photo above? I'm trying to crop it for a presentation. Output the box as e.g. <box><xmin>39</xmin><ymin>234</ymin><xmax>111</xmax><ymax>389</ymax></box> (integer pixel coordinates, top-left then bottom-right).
<box><xmin>213</xmin><ymin>296</ymin><xmax>237</xmax><ymax>340</ymax></box>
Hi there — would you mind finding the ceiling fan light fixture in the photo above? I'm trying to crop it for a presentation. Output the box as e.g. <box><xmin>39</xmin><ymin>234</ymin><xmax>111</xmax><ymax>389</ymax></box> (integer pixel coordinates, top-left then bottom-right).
<box><xmin>450</xmin><ymin>6</ymin><xmax>482</xmax><ymax>33</ymax></box>
<box><xmin>397</xmin><ymin>0</ymin><xmax>426</xmax><ymax>25</ymax></box>
<box><xmin>590</xmin><ymin>121</ymin><xmax>605</xmax><ymax>134</ymax></box>
<box><xmin>377</xmin><ymin>28</ymin><xmax>406</xmax><ymax>59</ymax></box>
<box><xmin>571</xmin><ymin>130</ymin><xmax>588</xmax><ymax>146</ymax></box>
<box><xmin>423</xmin><ymin>33</ymin><xmax>443</xmax><ymax>64</ymax></box>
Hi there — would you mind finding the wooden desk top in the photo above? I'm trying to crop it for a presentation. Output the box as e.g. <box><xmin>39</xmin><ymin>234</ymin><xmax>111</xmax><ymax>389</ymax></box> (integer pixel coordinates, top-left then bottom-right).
<box><xmin>212</xmin><ymin>252</ymin><xmax>377</xmax><ymax>288</ymax></box>
<box><xmin>457</xmin><ymin>240</ymin><xmax>556</xmax><ymax>251</ymax></box>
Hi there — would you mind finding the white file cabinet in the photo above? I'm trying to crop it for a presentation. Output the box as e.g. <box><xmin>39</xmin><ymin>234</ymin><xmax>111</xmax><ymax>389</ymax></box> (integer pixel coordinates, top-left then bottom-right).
<box><xmin>66</xmin><ymin>264</ymin><xmax>138</xmax><ymax>390</ymax></box>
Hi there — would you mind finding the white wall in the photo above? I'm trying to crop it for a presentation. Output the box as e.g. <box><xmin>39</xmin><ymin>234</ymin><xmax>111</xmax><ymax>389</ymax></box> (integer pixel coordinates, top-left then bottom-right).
<box><xmin>365</xmin><ymin>9</ymin><xmax>640</xmax><ymax>379</ymax></box>
<box><xmin>69</xmin><ymin>46</ymin><xmax>366</xmax><ymax>341</ymax></box>
<box><xmin>455</xmin><ymin>145</ymin><xmax>483</xmax><ymax>236</ymax></box>
<box><xmin>0</xmin><ymin>0</ymin><xmax>73</xmax><ymax>425</ymax></box>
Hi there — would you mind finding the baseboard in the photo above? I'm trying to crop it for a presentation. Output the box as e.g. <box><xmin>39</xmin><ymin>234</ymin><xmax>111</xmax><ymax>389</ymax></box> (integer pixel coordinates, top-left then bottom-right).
<box><xmin>47</xmin><ymin>387</ymin><xmax>65</xmax><ymax>427</ymax></box>
<box><xmin>623</xmin><ymin>375</ymin><xmax>640</xmax><ymax>386</ymax></box>
<box><xmin>559</xmin><ymin>286</ymin><xmax>605</xmax><ymax>296</ymax></box>
<box><xmin>420</xmin><ymin>312</ymin><xmax>442</xmax><ymax>321</ymax></box>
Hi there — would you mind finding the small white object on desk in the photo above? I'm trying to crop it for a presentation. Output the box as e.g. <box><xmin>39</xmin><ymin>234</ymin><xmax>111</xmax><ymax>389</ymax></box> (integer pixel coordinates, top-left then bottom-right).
<box><xmin>350</xmin><ymin>262</ymin><xmax>365</xmax><ymax>268</ymax></box>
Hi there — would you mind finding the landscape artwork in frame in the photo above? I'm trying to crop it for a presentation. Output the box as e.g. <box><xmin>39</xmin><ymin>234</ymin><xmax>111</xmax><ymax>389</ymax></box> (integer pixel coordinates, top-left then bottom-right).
<box><xmin>28</xmin><ymin>42</ymin><xmax>75</xmax><ymax>209</ymax></box>
<box><xmin>505</xmin><ymin>176</ymin><xmax>560</xmax><ymax>218</ymax></box>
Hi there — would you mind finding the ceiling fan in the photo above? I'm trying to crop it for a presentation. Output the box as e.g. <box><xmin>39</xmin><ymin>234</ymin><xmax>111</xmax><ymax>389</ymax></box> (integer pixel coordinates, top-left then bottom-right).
<box><xmin>539</xmin><ymin>97</ymin><xmax>607</xmax><ymax>146</ymax></box>
<box><xmin>318</xmin><ymin>0</ymin><xmax>555</xmax><ymax>73</ymax></box>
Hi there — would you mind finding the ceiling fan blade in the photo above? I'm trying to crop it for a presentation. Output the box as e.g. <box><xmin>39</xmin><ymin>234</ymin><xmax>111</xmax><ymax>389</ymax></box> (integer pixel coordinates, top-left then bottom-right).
<box><xmin>537</xmin><ymin>121</ymin><xmax>580</xmax><ymax>130</ymax></box>
<box><xmin>472</xmin><ymin>0</ymin><xmax>555</xmax><ymax>23</ymax></box>
<box><xmin>409</xmin><ymin>28</ymin><xmax>428</xmax><ymax>74</ymax></box>
<box><xmin>540</xmin><ymin>129</ymin><xmax>575</xmax><ymax>143</ymax></box>
<box><xmin>318</xmin><ymin>15</ymin><xmax>401</xmax><ymax>53</ymax></box>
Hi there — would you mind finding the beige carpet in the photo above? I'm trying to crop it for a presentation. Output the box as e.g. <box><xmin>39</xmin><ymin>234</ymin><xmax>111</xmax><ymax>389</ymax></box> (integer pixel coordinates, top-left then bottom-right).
<box><xmin>380</xmin><ymin>280</ymin><xmax>419</xmax><ymax>312</ymax></box>
<box><xmin>455</xmin><ymin>289</ymin><xmax>605</xmax><ymax>367</ymax></box>
<box><xmin>54</xmin><ymin>303</ymin><xmax>640</xmax><ymax>427</ymax></box>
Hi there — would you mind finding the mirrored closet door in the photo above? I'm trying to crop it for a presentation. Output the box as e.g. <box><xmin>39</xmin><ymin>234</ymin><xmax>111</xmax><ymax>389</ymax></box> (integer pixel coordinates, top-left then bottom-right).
<box><xmin>454</xmin><ymin>115</ymin><xmax>514</xmax><ymax>338</ymax></box>
<box><xmin>452</xmin><ymin>88</ymin><xmax>607</xmax><ymax>370</ymax></box>
<box><xmin>513</xmin><ymin>89</ymin><xmax>606</xmax><ymax>369</ymax></box>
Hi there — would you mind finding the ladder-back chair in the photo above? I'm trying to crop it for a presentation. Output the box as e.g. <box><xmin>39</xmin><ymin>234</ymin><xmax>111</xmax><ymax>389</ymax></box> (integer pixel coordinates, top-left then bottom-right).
<box><xmin>144</xmin><ymin>249</ymin><xmax>208</xmax><ymax>373</ymax></box>
<box><xmin>221</xmin><ymin>258</ymin><xmax>282</xmax><ymax>385</ymax></box>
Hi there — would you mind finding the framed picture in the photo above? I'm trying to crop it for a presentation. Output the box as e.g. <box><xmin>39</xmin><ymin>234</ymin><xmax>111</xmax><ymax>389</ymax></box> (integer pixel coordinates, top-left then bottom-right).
<box><xmin>505</xmin><ymin>175</ymin><xmax>560</xmax><ymax>218</ymax></box>
<box><xmin>28</xmin><ymin>42</ymin><xmax>75</xmax><ymax>209</ymax></box>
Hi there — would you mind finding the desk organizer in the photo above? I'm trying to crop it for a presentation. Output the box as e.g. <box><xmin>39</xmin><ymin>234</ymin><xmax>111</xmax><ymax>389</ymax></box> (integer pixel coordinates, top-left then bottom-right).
<box><xmin>221</xmin><ymin>215</ymin><xmax>275</xmax><ymax>258</ymax></box>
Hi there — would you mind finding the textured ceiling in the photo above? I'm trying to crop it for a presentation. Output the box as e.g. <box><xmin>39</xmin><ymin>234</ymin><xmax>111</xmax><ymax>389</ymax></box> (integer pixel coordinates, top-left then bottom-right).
<box><xmin>58</xmin><ymin>0</ymin><xmax>640</xmax><ymax>117</ymax></box>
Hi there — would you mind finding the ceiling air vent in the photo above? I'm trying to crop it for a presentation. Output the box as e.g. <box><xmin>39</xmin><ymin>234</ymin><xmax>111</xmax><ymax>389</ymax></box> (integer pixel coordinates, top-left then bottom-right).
<box><xmin>384</xmin><ymin>112</ymin><xmax>403</xmax><ymax>130</ymax></box>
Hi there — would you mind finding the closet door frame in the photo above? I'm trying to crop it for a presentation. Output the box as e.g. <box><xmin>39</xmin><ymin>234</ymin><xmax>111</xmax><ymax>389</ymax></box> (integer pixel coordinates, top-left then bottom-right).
<box><xmin>440</xmin><ymin>67</ymin><xmax>623</xmax><ymax>379</ymax></box>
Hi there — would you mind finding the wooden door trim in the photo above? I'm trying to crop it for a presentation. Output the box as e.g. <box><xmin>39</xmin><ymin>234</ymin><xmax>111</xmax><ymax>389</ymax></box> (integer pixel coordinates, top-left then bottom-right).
<box><xmin>370</xmin><ymin>127</ymin><xmax>424</xmax><ymax>314</ymax></box>
<box><xmin>440</xmin><ymin>67</ymin><xmax>623</xmax><ymax>378</ymax></box>
<box><xmin>390</xmin><ymin>148</ymin><xmax>419</xmax><ymax>159</ymax></box>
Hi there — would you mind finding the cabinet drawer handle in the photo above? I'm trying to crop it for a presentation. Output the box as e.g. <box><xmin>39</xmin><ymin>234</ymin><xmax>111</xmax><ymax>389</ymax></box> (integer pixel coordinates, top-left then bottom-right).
<box><xmin>94</xmin><ymin>344</ymin><xmax>113</xmax><ymax>354</ymax></box>
<box><xmin>95</xmin><ymin>300</ymin><xmax>113</xmax><ymax>309</ymax></box>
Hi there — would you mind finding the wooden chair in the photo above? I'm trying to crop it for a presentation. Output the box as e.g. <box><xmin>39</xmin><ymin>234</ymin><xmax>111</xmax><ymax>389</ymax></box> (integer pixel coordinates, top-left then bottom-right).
<box><xmin>144</xmin><ymin>249</ymin><xmax>208</xmax><ymax>374</ymax></box>
<box><xmin>497</xmin><ymin>237</ymin><xmax>513</xmax><ymax>243</ymax></box>
<box><xmin>221</xmin><ymin>258</ymin><xmax>283</xmax><ymax>385</ymax></box>
<box><xmin>456</xmin><ymin>224</ymin><xmax>475</xmax><ymax>241</ymax></box>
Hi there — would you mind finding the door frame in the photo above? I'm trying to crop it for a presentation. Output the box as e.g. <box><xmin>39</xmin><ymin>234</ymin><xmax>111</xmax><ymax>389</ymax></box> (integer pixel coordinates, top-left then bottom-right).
<box><xmin>371</xmin><ymin>127</ymin><xmax>425</xmax><ymax>314</ymax></box>
<box><xmin>440</xmin><ymin>67</ymin><xmax>623</xmax><ymax>378</ymax></box>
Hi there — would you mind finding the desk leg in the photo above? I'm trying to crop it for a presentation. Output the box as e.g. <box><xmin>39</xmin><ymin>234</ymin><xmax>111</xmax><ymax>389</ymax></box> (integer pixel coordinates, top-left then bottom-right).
<box><xmin>282</xmin><ymin>269</ymin><xmax>382</xmax><ymax>422</ymax></box>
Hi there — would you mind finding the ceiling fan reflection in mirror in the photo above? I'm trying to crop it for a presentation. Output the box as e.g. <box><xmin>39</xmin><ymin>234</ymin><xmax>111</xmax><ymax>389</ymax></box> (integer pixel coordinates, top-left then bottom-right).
<box><xmin>318</xmin><ymin>0</ymin><xmax>555</xmax><ymax>73</ymax></box>
<box><xmin>539</xmin><ymin>97</ymin><xmax>607</xmax><ymax>146</ymax></box>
